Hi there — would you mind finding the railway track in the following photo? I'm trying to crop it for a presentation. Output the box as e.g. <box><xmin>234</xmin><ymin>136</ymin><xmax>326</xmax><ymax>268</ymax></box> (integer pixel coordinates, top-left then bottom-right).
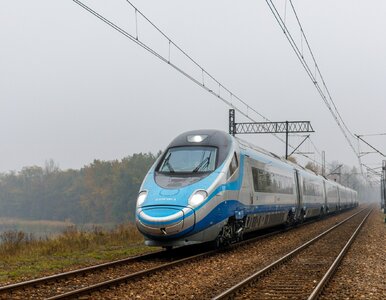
<box><xmin>212</xmin><ymin>207</ymin><xmax>372</xmax><ymax>300</ymax></box>
<box><xmin>0</xmin><ymin>207</ymin><xmax>363</xmax><ymax>299</ymax></box>
<box><xmin>0</xmin><ymin>220</ymin><xmax>301</xmax><ymax>299</ymax></box>
<box><xmin>0</xmin><ymin>243</ymin><xmax>218</xmax><ymax>300</ymax></box>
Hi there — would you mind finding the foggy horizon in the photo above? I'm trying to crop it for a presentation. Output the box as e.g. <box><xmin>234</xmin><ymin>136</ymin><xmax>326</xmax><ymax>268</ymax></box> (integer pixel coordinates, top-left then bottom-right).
<box><xmin>1</xmin><ymin>0</ymin><xmax>385</xmax><ymax>176</ymax></box>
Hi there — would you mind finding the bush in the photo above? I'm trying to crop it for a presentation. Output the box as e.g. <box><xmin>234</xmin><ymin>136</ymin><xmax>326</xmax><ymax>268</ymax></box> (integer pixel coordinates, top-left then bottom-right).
<box><xmin>0</xmin><ymin>230</ymin><xmax>34</xmax><ymax>253</ymax></box>
<box><xmin>0</xmin><ymin>223</ymin><xmax>144</xmax><ymax>259</ymax></box>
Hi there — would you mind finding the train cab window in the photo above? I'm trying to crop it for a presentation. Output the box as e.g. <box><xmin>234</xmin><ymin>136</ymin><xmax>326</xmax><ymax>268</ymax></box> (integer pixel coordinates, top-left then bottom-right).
<box><xmin>157</xmin><ymin>146</ymin><xmax>217</xmax><ymax>174</ymax></box>
<box><xmin>228</xmin><ymin>153</ymin><xmax>239</xmax><ymax>178</ymax></box>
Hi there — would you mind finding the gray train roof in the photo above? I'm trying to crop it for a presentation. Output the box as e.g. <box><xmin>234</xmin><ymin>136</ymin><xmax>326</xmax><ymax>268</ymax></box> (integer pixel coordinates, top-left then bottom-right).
<box><xmin>165</xmin><ymin>130</ymin><xmax>356</xmax><ymax>193</ymax></box>
<box><xmin>236</xmin><ymin>137</ymin><xmax>357</xmax><ymax>193</ymax></box>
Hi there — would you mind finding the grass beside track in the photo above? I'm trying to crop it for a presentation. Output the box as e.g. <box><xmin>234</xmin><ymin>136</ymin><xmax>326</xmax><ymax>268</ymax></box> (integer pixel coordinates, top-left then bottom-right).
<box><xmin>0</xmin><ymin>224</ymin><xmax>156</xmax><ymax>283</ymax></box>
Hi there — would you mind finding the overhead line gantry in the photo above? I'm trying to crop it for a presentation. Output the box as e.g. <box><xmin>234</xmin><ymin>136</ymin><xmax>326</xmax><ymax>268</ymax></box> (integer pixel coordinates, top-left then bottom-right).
<box><xmin>229</xmin><ymin>109</ymin><xmax>314</xmax><ymax>160</ymax></box>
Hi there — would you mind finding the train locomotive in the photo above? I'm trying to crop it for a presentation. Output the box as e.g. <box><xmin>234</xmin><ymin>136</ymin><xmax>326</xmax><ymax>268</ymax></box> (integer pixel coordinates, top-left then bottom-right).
<box><xmin>135</xmin><ymin>130</ymin><xmax>358</xmax><ymax>248</ymax></box>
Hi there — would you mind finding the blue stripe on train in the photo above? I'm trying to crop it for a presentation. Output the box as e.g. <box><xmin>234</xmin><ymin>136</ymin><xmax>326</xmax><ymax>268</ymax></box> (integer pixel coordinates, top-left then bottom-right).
<box><xmin>141</xmin><ymin>201</ymin><xmax>296</xmax><ymax>240</ymax></box>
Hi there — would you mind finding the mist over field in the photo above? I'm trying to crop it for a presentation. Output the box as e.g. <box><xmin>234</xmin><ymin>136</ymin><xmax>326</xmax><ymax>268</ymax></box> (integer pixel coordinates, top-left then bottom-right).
<box><xmin>0</xmin><ymin>153</ymin><xmax>157</xmax><ymax>237</ymax></box>
<box><xmin>1</xmin><ymin>0</ymin><xmax>386</xmax><ymax>173</ymax></box>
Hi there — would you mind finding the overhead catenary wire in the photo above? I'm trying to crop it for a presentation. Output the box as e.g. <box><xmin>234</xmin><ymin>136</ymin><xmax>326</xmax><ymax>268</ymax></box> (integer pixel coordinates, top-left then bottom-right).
<box><xmin>287</xmin><ymin>0</ymin><xmax>355</xmax><ymax>140</ymax></box>
<box><xmin>264</xmin><ymin>0</ymin><xmax>365</xmax><ymax>178</ymax></box>
<box><xmin>355</xmin><ymin>134</ymin><xmax>386</xmax><ymax>157</ymax></box>
<box><xmin>264</xmin><ymin>0</ymin><xmax>354</xmax><ymax>172</ymax></box>
<box><xmin>121</xmin><ymin>0</ymin><xmax>272</xmax><ymax>125</ymax></box>
<box><xmin>265</xmin><ymin>0</ymin><xmax>358</xmax><ymax>155</ymax></box>
<box><xmin>358</xmin><ymin>133</ymin><xmax>386</xmax><ymax>137</ymax></box>
<box><xmin>73</xmin><ymin>1</ymin><xmax>269</xmax><ymax>128</ymax></box>
<box><xmin>72</xmin><ymin>0</ymin><xmax>323</xmax><ymax>166</ymax></box>
<box><xmin>308</xmin><ymin>137</ymin><xmax>322</xmax><ymax>158</ymax></box>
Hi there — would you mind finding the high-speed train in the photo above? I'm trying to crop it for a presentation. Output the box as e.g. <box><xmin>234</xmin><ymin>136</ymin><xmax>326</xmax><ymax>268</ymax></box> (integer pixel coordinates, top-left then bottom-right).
<box><xmin>135</xmin><ymin>130</ymin><xmax>358</xmax><ymax>248</ymax></box>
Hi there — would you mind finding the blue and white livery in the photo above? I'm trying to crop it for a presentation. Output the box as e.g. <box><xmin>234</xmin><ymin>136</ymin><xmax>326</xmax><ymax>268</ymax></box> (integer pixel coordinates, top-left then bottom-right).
<box><xmin>135</xmin><ymin>130</ymin><xmax>358</xmax><ymax>248</ymax></box>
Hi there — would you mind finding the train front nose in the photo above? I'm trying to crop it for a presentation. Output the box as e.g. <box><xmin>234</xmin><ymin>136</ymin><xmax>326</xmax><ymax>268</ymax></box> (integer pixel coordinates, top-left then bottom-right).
<box><xmin>136</xmin><ymin>206</ymin><xmax>195</xmax><ymax>238</ymax></box>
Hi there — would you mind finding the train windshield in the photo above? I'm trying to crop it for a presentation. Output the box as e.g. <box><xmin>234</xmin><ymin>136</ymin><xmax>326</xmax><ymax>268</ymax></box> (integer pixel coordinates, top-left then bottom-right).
<box><xmin>158</xmin><ymin>146</ymin><xmax>217</xmax><ymax>174</ymax></box>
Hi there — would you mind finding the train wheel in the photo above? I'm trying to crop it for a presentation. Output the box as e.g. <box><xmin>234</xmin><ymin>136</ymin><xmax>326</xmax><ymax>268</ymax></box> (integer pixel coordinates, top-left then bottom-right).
<box><xmin>285</xmin><ymin>211</ymin><xmax>296</xmax><ymax>227</ymax></box>
<box><xmin>211</xmin><ymin>227</ymin><xmax>227</xmax><ymax>248</ymax></box>
<box><xmin>298</xmin><ymin>210</ymin><xmax>305</xmax><ymax>224</ymax></box>
<box><xmin>212</xmin><ymin>236</ymin><xmax>222</xmax><ymax>248</ymax></box>
<box><xmin>320</xmin><ymin>207</ymin><xmax>325</xmax><ymax>218</ymax></box>
<box><xmin>235</xmin><ymin>229</ymin><xmax>244</xmax><ymax>243</ymax></box>
<box><xmin>212</xmin><ymin>220</ymin><xmax>241</xmax><ymax>248</ymax></box>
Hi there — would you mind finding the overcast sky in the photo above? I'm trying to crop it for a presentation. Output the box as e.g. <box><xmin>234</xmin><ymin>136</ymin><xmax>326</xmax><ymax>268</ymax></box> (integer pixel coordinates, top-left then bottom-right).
<box><xmin>1</xmin><ymin>0</ymin><xmax>385</xmax><ymax>173</ymax></box>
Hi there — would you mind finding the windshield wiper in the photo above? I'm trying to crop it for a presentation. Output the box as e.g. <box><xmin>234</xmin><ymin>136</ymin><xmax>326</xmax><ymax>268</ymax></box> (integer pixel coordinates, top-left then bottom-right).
<box><xmin>162</xmin><ymin>153</ymin><xmax>175</xmax><ymax>173</ymax></box>
<box><xmin>192</xmin><ymin>157</ymin><xmax>210</xmax><ymax>173</ymax></box>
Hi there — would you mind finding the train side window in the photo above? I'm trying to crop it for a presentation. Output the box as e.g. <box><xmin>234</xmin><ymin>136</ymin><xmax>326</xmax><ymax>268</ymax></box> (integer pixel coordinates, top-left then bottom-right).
<box><xmin>251</xmin><ymin>167</ymin><xmax>293</xmax><ymax>194</ymax></box>
<box><xmin>228</xmin><ymin>153</ymin><xmax>239</xmax><ymax>178</ymax></box>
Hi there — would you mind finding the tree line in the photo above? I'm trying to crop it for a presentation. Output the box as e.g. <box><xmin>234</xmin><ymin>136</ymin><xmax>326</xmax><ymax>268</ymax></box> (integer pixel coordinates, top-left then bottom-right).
<box><xmin>0</xmin><ymin>153</ymin><xmax>158</xmax><ymax>224</ymax></box>
<box><xmin>0</xmin><ymin>153</ymin><xmax>379</xmax><ymax>226</ymax></box>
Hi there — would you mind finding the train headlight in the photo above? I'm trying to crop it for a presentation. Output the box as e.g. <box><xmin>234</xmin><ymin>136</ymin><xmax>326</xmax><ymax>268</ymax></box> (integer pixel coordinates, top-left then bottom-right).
<box><xmin>189</xmin><ymin>190</ymin><xmax>208</xmax><ymax>207</ymax></box>
<box><xmin>137</xmin><ymin>191</ymin><xmax>148</xmax><ymax>207</ymax></box>
<box><xmin>187</xmin><ymin>135</ymin><xmax>208</xmax><ymax>143</ymax></box>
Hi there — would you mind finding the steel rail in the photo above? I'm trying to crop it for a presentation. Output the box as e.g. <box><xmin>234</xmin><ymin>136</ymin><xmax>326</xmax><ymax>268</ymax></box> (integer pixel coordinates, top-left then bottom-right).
<box><xmin>44</xmin><ymin>225</ymin><xmax>297</xmax><ymax>300</ymax></box>
<box><xmin>0</xmin><ymin>222</ymin><xmax>290</xmax><ymax>295</ymax></box>
<box><xmin>0</xmin><ymin>207</ymin><xmax>360</xmax><ymax>299</ymax></box>
<box><xmin>45</xmin><ymin>207</ymin><xmax>364</xmax><ymax>300</ymax></box>
<box><xmin>0</xmin><ymin>249</ymin><xmax>164</xmax><ymax>292</ymax></box>
<box><xmin>0</xmin><ymin>226</ymin><xmax>280</xmax><ymax>298</ymax></box>
<box><xmin>308</xmin><ymin>208</ymin><xmax>373</xmax><ymax>300</ymax></box>
<box><xmin>46</xmin><ymin>249</ymin><xmax>220</xmax><ymax>300</ymax></box>
<box><xmin>212</xmin><ymin>207</ymin><xmax>369</xmax><ymax>300</ymax></box>
<box><xmin>0</xmin><ymin>208</ymin><xmax>321</xmax><ymax>293</ymax></box>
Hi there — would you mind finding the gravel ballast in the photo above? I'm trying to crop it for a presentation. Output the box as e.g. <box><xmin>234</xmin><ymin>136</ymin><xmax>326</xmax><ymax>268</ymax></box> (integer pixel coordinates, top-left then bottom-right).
<box><xmin>4</xmin><ymin>205</ymin><xmax>383</xmax><ymax>299</ymax></box>
<box><xmin>320</xmin><ymin>207</ymin><xmax>386</xmax><ymax>300</ymax></box>
<box><xmin>94</xmin><ymin>207</ymin><xmax>374</xmax><ymax>299</ymax></box>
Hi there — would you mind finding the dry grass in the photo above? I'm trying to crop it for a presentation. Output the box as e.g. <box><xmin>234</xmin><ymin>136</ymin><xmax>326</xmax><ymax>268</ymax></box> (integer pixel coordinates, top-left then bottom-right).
<box><xmin>0</xmin><ymin>224</ymin><xmax>153</xmax><ymax>283</ymax></box>
<box><xmin>0</xmin><ymin>230</ymin><xmax>35</xmax><ymax>255</ymax></box>
<box><xmin>0</xmin><ymin>223</ymin><xmax>144</xmax><ymax>258</ymax></box>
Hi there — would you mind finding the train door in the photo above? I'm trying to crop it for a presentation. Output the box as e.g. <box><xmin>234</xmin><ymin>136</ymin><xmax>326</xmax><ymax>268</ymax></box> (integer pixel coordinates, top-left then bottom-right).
<box><xmin>246</xmin><ymin>157</ymin><xmax>256</xmax><ymax>205</ymax></box>
<box><xmin>322</xmin><ymin>181</ymin><xmax>327</xmax><ymax>214</ymax></box>
<box><xmin>239</xmin><ymin>155</ymin><xmax>255</xmax><ymax>205</ymax></box>
<box><xmin>294</xmin><ymin>170</ymin><xmax>303</xmax><ymax>219</ymax></box>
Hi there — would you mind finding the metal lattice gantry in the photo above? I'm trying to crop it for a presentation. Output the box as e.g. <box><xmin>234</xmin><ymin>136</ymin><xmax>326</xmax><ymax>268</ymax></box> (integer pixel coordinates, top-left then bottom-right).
<box><xmin>233</xmin><ymin>121</ymin><xmax>313</xmax><ymax>135</ymax></box>
<box><xmin>229</xmin><ymin>109</ymin><xmax>314</xmax><ymax>159</ymax></box>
